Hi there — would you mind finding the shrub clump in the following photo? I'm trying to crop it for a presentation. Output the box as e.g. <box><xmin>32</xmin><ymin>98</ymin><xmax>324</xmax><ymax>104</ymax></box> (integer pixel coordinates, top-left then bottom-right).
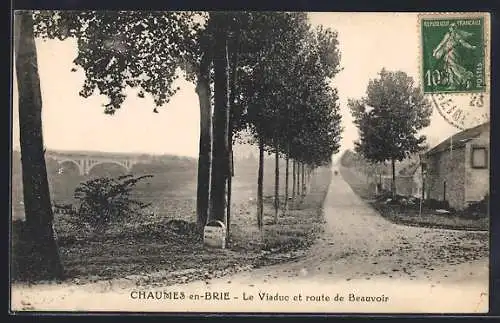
<box><xmin>73</xmin><ymin>174</ymin><xmax>154</xmax><ymax>234</ymax></box>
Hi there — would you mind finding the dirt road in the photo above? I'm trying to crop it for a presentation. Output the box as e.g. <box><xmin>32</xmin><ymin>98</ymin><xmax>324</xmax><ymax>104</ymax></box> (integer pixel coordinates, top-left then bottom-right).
<box><xmin>11</xmin><ymin>165</ymin><xmax>489</xmax><ymax>313</ymax></box>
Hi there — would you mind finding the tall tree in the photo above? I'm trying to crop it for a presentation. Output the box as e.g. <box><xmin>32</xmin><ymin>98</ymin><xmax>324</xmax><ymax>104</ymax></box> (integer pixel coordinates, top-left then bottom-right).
<box><xmin>14</xmin><ymin>11</ymin><xmax>64</xmax><ymax>280</ymax></box>
<box><xmin>349</xmin><ymin>69</ymin><xmax>432</xmax><ymax>197</ymax></box>
<box><xmin>225</xmin><ymin>18</ymin><xmax>241</xmax><ymax>240</ymax></box>
<box><xmin>194</xmin><ymin>50</ymin><xmax>213</xmax><ymax>230</ymax></box>
<box><xmin>190</xmin><ymin>19</ymin><xmax>216</xmax><ymax>231</ymax></box>
<box><xmin>208</xmin><ymin>12</ymin><xmax>230</xmax><ymax>224</ymax></box>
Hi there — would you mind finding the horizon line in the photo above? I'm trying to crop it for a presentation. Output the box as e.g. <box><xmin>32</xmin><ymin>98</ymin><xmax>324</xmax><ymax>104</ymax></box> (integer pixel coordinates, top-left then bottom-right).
<box><xmin>12</xmin><ymin>147</ymin><xmax>198</xmax><ymax>159</ymax></box>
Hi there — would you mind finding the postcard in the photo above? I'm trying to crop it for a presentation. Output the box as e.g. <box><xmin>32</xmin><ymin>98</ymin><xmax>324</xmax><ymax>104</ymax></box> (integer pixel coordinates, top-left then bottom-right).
<box><xmin>11</xmin><ymin>11</ymin><xmax>490</xmax><ymax>313</ymax></box>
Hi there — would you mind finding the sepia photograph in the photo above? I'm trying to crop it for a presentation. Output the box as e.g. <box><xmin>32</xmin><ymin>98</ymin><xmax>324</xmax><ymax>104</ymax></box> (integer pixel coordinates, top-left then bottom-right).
<box><xmin>10</xmin><ymin>10</ymin><xmax>490</xmax><ymax>313</ymax></box>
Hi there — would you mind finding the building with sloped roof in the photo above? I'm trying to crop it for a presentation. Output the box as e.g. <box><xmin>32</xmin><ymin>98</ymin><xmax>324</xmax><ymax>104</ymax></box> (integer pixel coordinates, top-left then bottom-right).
<box><xmin>423</xmin><ymin>121</ymin><xmax>490</xmax><ymax>210</ymax></box>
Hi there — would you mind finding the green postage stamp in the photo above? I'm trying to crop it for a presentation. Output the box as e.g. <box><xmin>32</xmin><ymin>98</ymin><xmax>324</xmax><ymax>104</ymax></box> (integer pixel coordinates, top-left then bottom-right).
<box><xmin>421</xmin><ymin>16</ymin><xmax>486</xmax><ymax>94</ymax></box>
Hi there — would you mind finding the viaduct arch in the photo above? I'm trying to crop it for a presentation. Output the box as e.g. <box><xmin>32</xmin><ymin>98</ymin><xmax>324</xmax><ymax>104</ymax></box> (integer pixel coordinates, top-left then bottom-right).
<box><xmin>46</xmin><ymin>150</ymin><xmax>143</xmax><ymax>176</ymax></box>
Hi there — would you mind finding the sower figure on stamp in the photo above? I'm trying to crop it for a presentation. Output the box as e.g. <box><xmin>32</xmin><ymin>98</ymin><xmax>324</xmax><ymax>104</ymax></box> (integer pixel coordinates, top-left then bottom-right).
<box><xmin>432</xmin><ymin>23</ymin><xmax>476</xmax><ymax>90</ymax></box>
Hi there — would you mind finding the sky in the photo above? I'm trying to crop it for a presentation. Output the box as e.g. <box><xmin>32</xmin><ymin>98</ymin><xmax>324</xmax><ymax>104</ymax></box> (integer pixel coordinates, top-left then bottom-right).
<box><xmin>12</xmin><ymin>12</ymin><xmax>463</xmax><ymax>159</ymax></box>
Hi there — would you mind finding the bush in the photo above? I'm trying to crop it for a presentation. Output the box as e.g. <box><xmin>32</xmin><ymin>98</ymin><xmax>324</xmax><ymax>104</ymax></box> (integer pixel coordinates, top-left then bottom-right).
<box><xmin>73</xmin><ymin>174</ymin><xmax>154</xmax><ymax>233</ymax></box>
<box><xmin>374</xmin><ymin>192</ymin><xmax>452</xmax><ymax>211</ymax></box>
<box><xmin>423</xmin><ymin>198</ymin><xmax>450</xmax><ymax>210</ymax></box>
<box><xmin>375</xmin><ymin>192</ymin><xmax>407</xmax><ymax>204</ymax></box>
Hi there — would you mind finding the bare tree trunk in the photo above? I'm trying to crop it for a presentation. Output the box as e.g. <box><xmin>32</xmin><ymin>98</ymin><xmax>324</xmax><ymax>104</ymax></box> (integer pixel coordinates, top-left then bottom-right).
<box><xmin>226</xmin><ymin>29</ymin><xmax>239</xmax><ymax>243</ymax></box>
<box><xmin>225</xmin><ymin>62</ymin><xmax>232</xmax><ymax>239</ymax></box>
<box><xmin>292</xmin><ymin>159</ymin><xmax>296</xmax><ymax>200</ymax></box>
<box><xmin>257</xmin><ymin>137</ymin><xmax>264</xmax><ymax>230</ymax></box>
<box><xmin>297</xmin><ymin>161</ymin><xmax>301</xmax><ymax>197</ymax></box>
<box><xmin>301</xmin><ymin>163</ymin><xmax>305</xmax><ymax>196</ymax></box>
<box><xmin>421</xmin><ymin>174</ymin><xmax>425</xmax><ymax>201</ymax></box>
<box><xmin>305</xmin><ymin>165</ymin><xmax>309</xmax><ymax>194</ymax></box>
<box><xmin>195</xmin><ymin>52</ymin><xmax>212</xmax><ymax>231</ymax></box>
<box><xmin>274</xmin><ymin>141</ymin><xmax>279</xmax><ymax>223</ymax></box>
<box><xmin>14</xmin><ymin>11</ymin><xmax>63</xmax><ymax>280</ymax></box>
<box><xmin>306</xmin><ymin>165</ymin><xmax>310</xmax><ymax>191</ymax></box>
<box><xmin>209</xmin><ymin>13</ymin><xmax>229</xmax><ymax>223</ymax></box>
<box><xmin>226</xmin><ymin>149</ymin><xmax>233</xmax><ymax>238</ymax></box>
<box><xmin>391</xmin><ymin>158</ymin><xmax>396</xmax><ymax>198</ymax></box>
<box><xmin>379</xmin><ymin>172</ymin><xmax>382</xmax><ymax>194</ymax></box>
<box><xmin>304</xmin><ymin>165</ymin><xmax>308</xmax><ymax>195</ymax></box>
<box><xmin>284</xmin><ymin>151</ymin><xmax>289</xmax><ymax>214</ymax></box>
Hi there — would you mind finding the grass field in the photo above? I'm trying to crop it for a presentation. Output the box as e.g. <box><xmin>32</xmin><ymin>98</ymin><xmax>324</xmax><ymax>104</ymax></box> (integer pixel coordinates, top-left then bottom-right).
<box><xmin>12</xmin><ymin>157</ymin><xmax>332</xmax><ymax>285</ymax></box>
<box><xmin>339</xmin><ymin>166</ymin><xmax>488</xmax><ymax>231</ymax></box>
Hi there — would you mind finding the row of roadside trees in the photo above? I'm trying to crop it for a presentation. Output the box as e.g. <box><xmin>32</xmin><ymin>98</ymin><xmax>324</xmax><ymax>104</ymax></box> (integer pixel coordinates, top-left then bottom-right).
<box><xmin>14</xmin><ymin>11</ymin><xmax>342</xmax><ymax>280</ymax></box>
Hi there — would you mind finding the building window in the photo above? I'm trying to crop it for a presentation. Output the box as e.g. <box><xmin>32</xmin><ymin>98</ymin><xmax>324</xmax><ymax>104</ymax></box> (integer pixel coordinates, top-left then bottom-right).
<box><xmin>471</xmin><ymin>146</ymin><xmax>488</xmax><ymax>169</ymax></box>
